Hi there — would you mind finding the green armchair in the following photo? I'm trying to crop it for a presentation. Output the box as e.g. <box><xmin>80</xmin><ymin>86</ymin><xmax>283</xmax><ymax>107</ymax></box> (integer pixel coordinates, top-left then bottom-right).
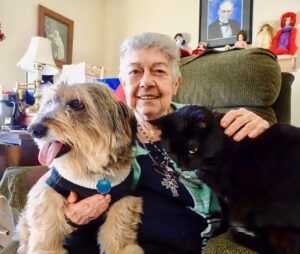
<box><xmin>176</xmin><ymin>48</ymin><xmax>294</xmax><ymax>125</ymax></box>
<box><xmin>0</xmin><ymin>48</ymin><xmax>294</xmax><ymax>254</ymax></box>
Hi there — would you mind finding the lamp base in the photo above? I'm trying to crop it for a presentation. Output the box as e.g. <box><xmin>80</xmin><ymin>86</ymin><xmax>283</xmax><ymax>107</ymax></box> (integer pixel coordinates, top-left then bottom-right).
<box><xmin>25</xmin><ymin>103</ymin><xmax>39</xmax><ymax>114</ymax></box>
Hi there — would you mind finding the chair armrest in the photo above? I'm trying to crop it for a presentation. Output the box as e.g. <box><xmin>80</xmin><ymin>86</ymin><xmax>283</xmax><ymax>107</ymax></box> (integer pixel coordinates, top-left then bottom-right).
<box><xmin>0</xmin><ymin>166</ymin><xmax>48</xmax><ymax>226</ymax></box>
<box><xmin>273</xmin><ymin>72</ymin><xmax>295</xmax><ymax>124</ymax></box>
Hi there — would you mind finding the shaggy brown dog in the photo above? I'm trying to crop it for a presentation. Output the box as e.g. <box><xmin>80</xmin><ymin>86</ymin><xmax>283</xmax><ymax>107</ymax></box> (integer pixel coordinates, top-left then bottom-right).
<box><xmin>16</xmin><ymin>83</ymin><xmax>143</xmax><ymax>254</ymax></box>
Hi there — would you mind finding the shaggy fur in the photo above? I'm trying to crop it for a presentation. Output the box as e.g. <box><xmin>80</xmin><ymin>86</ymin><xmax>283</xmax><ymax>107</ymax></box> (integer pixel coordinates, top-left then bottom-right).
<box><xmin>16</xmin><ymin>83</ymin><xmax>143</xmax><ymax>254</ymax></box>
<box><xmin>152</xmin><ymin>105</ymin><xmax>300</xmax><ymax>254</ymax></box>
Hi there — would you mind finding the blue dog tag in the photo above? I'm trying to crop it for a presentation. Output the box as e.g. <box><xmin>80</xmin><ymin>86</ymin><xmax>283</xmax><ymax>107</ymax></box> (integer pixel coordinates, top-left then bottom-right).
<box><xmin>96</xmin><ymin>178</ymin><xmax>111</xmax><ymax>194</ymax></box>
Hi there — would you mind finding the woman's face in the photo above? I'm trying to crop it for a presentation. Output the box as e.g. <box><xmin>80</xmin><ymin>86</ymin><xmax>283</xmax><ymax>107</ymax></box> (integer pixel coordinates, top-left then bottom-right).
<box><xmin>121</xmin><ymin>48</ymin><xmax>180</xmax><ymax>121</ymax></box>
<box><xmin>238</xmin><ymin>34</ymin><xmax>244</xmax><ymax>41</ymax></box>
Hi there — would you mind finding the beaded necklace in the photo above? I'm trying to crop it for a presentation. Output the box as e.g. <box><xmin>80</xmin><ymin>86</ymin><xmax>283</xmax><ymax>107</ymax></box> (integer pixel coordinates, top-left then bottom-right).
<box><xmin>137</xmin><ymin>124</ymin><xmax>201</xmax><ymax>197</ymax></box>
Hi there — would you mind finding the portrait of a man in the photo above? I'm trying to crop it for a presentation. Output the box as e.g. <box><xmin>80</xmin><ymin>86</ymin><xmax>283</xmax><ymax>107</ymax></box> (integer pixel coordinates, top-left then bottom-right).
<box><xmin>208</xmin><ymin>0</ymin><xmax>241</xmax><ymax>39</ymax></box>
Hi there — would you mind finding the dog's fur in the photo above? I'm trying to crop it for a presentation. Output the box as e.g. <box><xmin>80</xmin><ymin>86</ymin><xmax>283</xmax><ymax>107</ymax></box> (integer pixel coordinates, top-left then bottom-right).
<box><xmin>16</xmin><ymin>83</ymin><xmax>143</xmax><ymax>254</ymax></box>
<box><xmin>152</xmin><ymin>105</ymin><xmax>300</xmax><ymax>254</ymax></box>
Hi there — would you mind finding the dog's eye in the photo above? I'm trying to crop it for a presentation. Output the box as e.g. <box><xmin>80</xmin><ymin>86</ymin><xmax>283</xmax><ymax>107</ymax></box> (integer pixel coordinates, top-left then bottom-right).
<box><xmin>68</xmin><ymin>99</ymin><xmax>84</xmax><ymax>111</ymax></box>
<box><xmin>188</xmin><ymin>147</ymin><xmax>199</xmax><ymax>154</ymax></box>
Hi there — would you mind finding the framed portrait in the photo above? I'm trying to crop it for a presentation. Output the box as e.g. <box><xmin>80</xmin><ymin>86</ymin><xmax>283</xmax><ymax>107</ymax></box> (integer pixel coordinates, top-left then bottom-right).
<box><xmin>199</xmin><ymin>0</ymin><xmax>253</xmax><ymax>48</ymax></box>
<box><xmin>38</xmin><ymin>5</ymin><xmax>74</xmax><ymax>68</ymax></box>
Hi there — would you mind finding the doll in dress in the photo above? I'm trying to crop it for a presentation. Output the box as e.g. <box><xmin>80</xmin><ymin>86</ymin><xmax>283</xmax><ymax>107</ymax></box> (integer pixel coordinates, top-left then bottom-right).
<box><xmin>253</xmin><ymin>23</ymin><xmax>274</xmax><ymax>49</ymax></box>
<box><xmin>191</xmin><ymin>41</ymin><xmax>207</xmax><ymax>55</ymax></box>
<box><xmin>270</xmin><ymin>12</ymin><xmax>297</xmax><ymax>55</ymax></box>
<box><xmin>224</xmin><ymin>30</ymin><xmax>248</xmax><ymax>50</ymax></box>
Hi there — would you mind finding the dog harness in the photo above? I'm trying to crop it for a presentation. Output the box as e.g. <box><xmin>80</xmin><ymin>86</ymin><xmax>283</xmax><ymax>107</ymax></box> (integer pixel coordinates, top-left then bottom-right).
<box><xmin>46</xmin><ymin>167</ymin><xmax>134</xmax><ymax>203</ymax></box>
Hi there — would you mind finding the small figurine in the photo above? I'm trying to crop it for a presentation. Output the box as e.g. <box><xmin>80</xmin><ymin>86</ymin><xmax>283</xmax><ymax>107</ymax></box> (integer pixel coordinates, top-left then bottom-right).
<box><xmin>270</xmin><ymin>12</ymin><xmax>297</xmax><ymax>55</ymax></box>
<box><xmin>174</xmin><ymin>33</ymin><xmax>191</xmax><ymax>58</ymax></box>
<box><xmin>225</xmin><ymin>30</ymin><xmax>249</xmax><ymax>50</ymax></box>
<box><xmin>192</xmin><ymin>41</ymin><xmax>207</xmax><ymax>55</ymax></box>
<box><xmin>253</xmin><ymin>23</ymin><xmax>274</xmax><ymax>49</ymax></box>
<box><xmin>174</xmin><ymin>33</ymin><xmax>186</xmax><ymax>49</ymax></box>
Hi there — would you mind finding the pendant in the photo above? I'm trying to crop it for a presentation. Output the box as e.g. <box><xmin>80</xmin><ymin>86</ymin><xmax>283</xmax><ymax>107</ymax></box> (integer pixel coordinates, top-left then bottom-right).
<box><xmin>96</xmin><ymin>178</ymin><xmax>111</xmax><ymax>194</ymax></box>
<box><xmin>161</xmin><ymin>172</ymin><xmax>179</xmax><ymax>197</ymax></box>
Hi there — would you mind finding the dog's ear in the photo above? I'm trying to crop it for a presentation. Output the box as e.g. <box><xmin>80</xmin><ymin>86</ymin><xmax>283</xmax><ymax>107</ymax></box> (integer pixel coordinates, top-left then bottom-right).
<box><xmin>117</xmin><ymin>101</ymin><xmax>137</xmax><ymax>142</ymax></box>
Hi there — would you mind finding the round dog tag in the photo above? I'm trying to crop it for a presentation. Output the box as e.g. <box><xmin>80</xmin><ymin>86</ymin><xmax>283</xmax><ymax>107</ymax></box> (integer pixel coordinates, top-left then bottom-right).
<box><xmin>96</xmin><ymin>178</ymin><xmax>111</xmax><ymax>194</ymax></box>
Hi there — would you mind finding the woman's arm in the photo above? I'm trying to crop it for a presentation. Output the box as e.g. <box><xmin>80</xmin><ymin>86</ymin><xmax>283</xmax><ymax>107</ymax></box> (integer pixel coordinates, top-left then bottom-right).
<box><xmin>38</xmin><ymin>171</ymin><xmax>111</xmax><ymax>225</ymax></box>
<box><xmin>220</xmin><ymin>108</ymin><xmax>270</xmax><ymax>142</ymax></box>
<box><xmin>64</xmin><ymin>192</ymin><xmax>111</xmax><ymax>225</ymax></box>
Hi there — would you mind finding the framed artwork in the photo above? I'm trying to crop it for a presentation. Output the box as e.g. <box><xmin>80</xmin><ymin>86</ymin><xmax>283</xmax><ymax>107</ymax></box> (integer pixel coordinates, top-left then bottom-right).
<box><xmin>199</xmin><ymin>0</ymin><xmax>253</xmax><ymax>48</ymax></box>
<box><xmin>38</xmin><ymin>5</ymin><xmax>74</xmax><ymax>68</ymax></box>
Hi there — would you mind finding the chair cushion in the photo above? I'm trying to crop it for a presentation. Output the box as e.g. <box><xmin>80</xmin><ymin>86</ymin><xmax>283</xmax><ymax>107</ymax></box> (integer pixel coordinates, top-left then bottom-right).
<box><xmin>204</xmin><ymin>233</ymin><xmax>257</xmax><ymax>254</ymax></box>
<box><xmin>175</xmin><ymin>48</ymin><xmax>282</xmax><ymax>124</ymax></box>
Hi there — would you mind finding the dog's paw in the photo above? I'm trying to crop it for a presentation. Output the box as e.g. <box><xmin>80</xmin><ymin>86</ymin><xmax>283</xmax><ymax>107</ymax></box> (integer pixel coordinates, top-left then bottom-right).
<box><xmin>29</xmin><ymin>248</ymin><xmax>68</xmax><ymax>254</ymax></box>
<box><xmin>99</xmin><ymin>196</ymin><xmax>143</xmax><ymax>254</ymax></box>
<box><xmin>114</xmin><ymin>243</ymin><xmax>144</xmax><ymax>254</ymax></box>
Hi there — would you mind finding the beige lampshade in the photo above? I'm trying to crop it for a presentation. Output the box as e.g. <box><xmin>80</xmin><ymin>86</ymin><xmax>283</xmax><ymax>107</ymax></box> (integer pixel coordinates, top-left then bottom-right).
<box><xmin>17</xmin><ymin>36</ymin><xmax>59</xmax><ymax>75</ymax></box>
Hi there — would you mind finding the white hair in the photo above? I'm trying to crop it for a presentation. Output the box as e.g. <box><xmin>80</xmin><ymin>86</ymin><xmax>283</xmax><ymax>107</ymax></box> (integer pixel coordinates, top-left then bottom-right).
<box><xmin>119</xmin><ymin>32</ymin><xmax>181</xmax><ymax>81</ymax></box>
<box><xmin>219</xmin><ymin>0</ymin><xmax>234</xmax><ymax>10</ymax></box>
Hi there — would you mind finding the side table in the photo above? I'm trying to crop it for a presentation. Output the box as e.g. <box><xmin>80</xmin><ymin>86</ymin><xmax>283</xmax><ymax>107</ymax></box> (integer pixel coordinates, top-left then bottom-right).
<box><xmin>0</xmin><ymin>130</ymin><xmax>39</xmax><ymax>179</ymax></box>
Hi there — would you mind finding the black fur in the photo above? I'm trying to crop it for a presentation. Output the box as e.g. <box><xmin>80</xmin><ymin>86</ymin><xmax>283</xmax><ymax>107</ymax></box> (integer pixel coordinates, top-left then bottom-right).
<box><xmin>151</xmin><ymin>105</ymin><xmax>300</xmax><ymax>254</ymax></box>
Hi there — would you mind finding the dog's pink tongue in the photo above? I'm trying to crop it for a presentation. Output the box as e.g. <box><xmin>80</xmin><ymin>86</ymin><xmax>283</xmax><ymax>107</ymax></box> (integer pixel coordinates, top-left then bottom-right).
<box><xmin>38</xmin><ymin>141</ymin><xmax>63</xmax><ymax>166</ymax></box>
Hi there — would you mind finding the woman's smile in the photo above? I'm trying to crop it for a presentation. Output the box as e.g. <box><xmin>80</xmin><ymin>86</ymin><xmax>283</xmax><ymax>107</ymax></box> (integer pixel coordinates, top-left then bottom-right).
<box><xmin>137</xmin><ymin>94</ymin><xmax>160</xmax><ymax>100</ymax></box>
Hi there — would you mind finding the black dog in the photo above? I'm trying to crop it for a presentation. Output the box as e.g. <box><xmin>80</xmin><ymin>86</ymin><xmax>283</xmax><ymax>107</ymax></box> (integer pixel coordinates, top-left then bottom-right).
<box><xmin>151</xmin><ymin>105</ymin><xmax>300</xmax><ymax>254</ymax></box>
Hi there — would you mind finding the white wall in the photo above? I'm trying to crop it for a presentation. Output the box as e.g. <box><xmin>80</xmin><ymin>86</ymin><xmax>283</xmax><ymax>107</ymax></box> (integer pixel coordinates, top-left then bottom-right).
<box><xmin>103</xmin><ymin>0</ymin><xmax>199</xmax><ymax>77</ymax></box>
<box><xmin>104</xmin><ymin>0</ymin><xmax>300</xmax><ymax>126</ymax></box>
<box><xmin>0</xmin><ymin>0</ymin><xmax>105</xmax><ymax>89</ymax></box>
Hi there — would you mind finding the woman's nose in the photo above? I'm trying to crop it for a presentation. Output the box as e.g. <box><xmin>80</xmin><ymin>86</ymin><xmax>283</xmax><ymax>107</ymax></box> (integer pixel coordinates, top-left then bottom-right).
<box><xmin>140</xmin><ymin>71</ymin><xmax>154</xmax><ymax>88</ymax></box>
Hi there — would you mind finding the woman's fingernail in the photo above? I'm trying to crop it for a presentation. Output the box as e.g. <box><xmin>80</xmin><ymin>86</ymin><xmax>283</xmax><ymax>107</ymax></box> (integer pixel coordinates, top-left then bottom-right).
<box><xmin>221</xmin><ymin>121</ymin><xmax>227</xmax><ymax>127</ymax></box>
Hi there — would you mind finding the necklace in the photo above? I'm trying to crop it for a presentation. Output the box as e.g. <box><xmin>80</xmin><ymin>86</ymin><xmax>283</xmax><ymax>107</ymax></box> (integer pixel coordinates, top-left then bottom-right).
<box><xmin>137</xmin><ymin>124</ymin><xmax>180</xmax><ymax>197</ymax></box>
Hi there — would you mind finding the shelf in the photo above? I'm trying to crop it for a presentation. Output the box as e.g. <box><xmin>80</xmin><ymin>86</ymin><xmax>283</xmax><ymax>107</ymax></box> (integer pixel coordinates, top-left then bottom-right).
<box><xmin>277</xmin><ymin>54</ymin><xmax>297</xmax><ymax>72</ymax></box>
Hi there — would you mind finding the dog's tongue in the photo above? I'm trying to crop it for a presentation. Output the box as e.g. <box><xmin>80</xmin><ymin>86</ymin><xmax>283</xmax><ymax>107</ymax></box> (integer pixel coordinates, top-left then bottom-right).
<box><xmin>38</xmin><ymin>141</ymin><xmax>63</xmax><ymax>166</ymax></box>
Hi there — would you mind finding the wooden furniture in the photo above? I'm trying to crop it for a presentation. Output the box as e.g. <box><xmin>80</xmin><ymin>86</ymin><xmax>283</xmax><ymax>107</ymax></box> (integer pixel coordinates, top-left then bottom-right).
<box><xmin>0</xmin><ymin>131</ymin><xmax>39</xmax><ymax>179</ymax></box>
<box><xmin>277</xmin><ymin>54</ymin><xmax>297</xmax><ymax>72</ymax></box>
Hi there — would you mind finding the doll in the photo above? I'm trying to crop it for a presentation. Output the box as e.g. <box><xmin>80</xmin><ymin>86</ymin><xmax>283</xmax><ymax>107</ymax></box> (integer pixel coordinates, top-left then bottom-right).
<box><xmin>0</xmin><ymin>22</ymin><xmax>5</xmax><ymax>42</ymax></box>
<box><xmin>174</xmin><ymin>33</ymin><xmax>191</xmax><ymax>58</ymax></box>
<box><xmin>192</xmin><ymin>41</ymin><xmax>207</xmax><ymax>55</ymax></box>
<box><xmin>270</xmin><ymin>12</ymin><xmax>297</xmax><ymax>55</ymax></box>
<box><xmin>253</xmin><ymin>23</ymin><xmax>274</xmax><ymax>49</ymax></box>
<box><xmin>225</xmin><ymin>30</ymin><xmax>248</xmax><ymax>50</ymax></box>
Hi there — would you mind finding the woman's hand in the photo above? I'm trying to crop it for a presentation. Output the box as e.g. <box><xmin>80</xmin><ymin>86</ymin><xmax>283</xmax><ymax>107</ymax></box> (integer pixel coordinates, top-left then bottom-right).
<box><xmin>64</xmin><ymin>191</ymin><xmax>111</xmax><ymax>225</ymax></box>
<box><xmin>220</xmin><ymin>108</ymin><xmax>270</xmax><ymax>142</ymax></box>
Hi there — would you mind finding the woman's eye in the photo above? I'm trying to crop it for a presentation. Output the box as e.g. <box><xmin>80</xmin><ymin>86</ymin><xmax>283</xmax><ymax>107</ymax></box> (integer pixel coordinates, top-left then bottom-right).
<box><xmin>153</xmin><ymin>69</ymin><xmax>167</xmax><ymax>75</ymax></box>
<box><xmin>68</xmin><ymin>99</ymin><xmax>84</xmax><ymax>111</ymax></box>
<box><xmin>129</xmin><ymin>69</ymin><xmax>141</xmax><ymax>76</ymax></box>
<box><xmin>188</xmin><ymin>147</ymin><xmax>199</xmax><ymax>154</ymax></box>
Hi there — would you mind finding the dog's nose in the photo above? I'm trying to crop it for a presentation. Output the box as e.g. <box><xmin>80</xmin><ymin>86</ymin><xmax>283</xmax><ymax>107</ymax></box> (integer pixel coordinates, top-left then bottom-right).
<box><xmin>28</xmin><ymin>123</ymin><xmax>48</xmax><ymax>138</ymax></box>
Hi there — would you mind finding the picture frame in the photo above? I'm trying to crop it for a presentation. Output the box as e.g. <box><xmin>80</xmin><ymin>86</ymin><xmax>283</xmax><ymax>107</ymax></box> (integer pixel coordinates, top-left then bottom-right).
<box><xmin>199</xmin><ymin>0</ymin><xmax>253</xmax><ymax>49</ymax></box>
<box><xmin>38</xmin><ymin>5</ymin><xmax>74</xmax><ymax>68</ymax></box>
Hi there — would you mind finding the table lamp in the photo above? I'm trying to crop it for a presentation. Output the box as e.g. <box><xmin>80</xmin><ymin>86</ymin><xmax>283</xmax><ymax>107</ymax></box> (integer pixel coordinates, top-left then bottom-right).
<box><xmin>17</xmin><ymin>36</ymin><xmax>58</xmax><ymax>112</ymax></box>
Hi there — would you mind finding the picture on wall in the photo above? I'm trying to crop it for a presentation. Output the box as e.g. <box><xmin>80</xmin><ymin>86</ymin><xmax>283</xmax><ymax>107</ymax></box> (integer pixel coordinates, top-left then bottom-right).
<box><xmin>199</xmin><ymin>0</ymin><xmax>253</xmax><ymax>48</ymax></box>
<box><xmin>38</xmin><ymin>5</ymin><xmax>74</xmax><ymax>68</ymax></box>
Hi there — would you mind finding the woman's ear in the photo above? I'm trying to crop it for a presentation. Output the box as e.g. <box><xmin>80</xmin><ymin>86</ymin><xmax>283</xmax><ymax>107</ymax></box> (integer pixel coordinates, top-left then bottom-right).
<box><xmin>172</xmin><ymin>76</ymin><xmax>181</xmax><ymax>96</ymax></box>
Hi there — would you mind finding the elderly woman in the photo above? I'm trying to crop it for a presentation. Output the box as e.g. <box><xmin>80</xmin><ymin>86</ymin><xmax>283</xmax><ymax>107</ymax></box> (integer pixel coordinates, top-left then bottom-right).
<box><xmin>62</xmin><ymin>32</ymin><xmax>269</xmax><ymax>253</ymax></box>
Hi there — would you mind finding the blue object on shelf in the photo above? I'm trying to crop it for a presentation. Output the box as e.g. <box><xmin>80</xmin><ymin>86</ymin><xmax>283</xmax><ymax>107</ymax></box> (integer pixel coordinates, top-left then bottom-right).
<box><xmin>96</xmin><ymin>78</ymin><xmax>120</xmax><ymax>92</ymax></box>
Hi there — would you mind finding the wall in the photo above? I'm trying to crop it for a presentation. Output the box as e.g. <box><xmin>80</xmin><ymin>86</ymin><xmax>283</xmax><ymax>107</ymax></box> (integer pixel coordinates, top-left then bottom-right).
<box><xmin>0</xmin><ymin>0</ymin><xmax>105</xmax><ymax>89</ymax></box>
<box><xmin>104</xmin><ymin>0</ymin><xmax>300</xmax><ymax>126</ymax></box>
<box><xmin>103</xmin><ymin>0</ymin><xmax>199</xmax><ymax>77</ymax></box>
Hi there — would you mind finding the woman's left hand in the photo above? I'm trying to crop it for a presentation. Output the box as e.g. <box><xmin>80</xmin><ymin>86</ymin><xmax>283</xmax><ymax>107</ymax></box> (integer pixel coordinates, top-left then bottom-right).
<box><xmin>220</xmin><ymin>108</ymin><xmax>270</xmax><ymax>142</ymax></box>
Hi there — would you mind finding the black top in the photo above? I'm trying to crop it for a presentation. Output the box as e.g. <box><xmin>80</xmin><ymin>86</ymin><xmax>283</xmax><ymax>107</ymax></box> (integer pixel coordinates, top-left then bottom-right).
<box><xmin>135</xmin><ymin>141</ymin><xmax>208</xmax><ymax>253</ymax></box>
